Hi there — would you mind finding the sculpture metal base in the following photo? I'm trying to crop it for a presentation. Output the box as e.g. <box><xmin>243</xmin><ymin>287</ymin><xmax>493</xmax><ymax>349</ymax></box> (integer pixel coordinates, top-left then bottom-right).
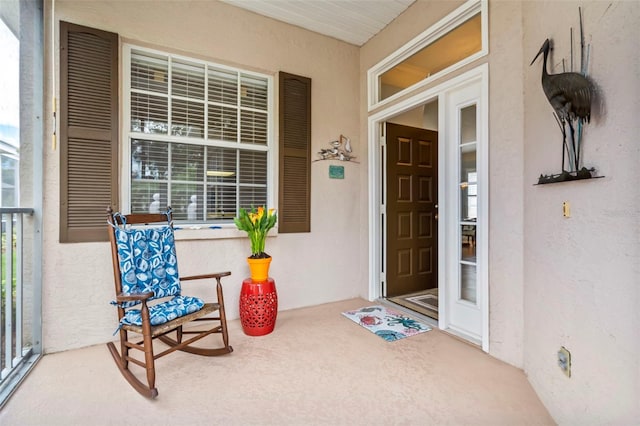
<box><xmin>536</xmin><ymin>167</ymin><xmax>602</xmax><ymax>185</ymax></box>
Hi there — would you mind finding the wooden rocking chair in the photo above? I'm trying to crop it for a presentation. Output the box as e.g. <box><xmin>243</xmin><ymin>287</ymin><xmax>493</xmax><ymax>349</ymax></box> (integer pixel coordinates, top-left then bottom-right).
<box><xmin>106</xmin><ymin>207</ymin><xmax>233</xmax><ymax>398</ymax></box>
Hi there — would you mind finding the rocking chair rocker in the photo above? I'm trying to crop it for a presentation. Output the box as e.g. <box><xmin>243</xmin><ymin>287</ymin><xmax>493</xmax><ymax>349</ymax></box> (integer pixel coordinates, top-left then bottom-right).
<box><xmin>106</xmin><ymin>207</ymin><xmax>232</xmax><ymax>398</ymax></box>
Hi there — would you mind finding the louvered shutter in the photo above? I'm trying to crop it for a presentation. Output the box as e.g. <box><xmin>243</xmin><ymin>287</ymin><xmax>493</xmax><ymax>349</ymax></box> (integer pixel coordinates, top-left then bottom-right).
<box><xmin>278</xmin><ymin>72</ymin><xmax>311</xmax><ymax>233</ymax></box>
<box><xmin>60</xmin><ymin>22</ymin><xmax>118</xmax><ymax>242</ymax></box>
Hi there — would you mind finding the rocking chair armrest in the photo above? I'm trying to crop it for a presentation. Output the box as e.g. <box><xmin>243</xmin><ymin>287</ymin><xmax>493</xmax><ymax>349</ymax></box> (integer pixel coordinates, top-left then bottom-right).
<box><xmin>116</xmin><ymin>291</ymin><xmax>154</xmax><ymax>303</ymax></box>
<box><xmin>180</xmin><ymin>271</ymin><xmax>232</xmax><ymax>282</ymax></box>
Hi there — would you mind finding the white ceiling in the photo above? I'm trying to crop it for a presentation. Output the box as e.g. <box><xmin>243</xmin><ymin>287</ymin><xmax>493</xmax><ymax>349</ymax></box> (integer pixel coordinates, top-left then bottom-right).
<box><xmin>221</xmin><ymin>0</ymin><xmax>416</xmax><ymax>46</ymax></box>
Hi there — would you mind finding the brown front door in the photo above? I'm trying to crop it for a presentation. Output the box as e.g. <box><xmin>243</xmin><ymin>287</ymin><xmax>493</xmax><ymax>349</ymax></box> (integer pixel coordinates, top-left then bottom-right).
<box><xmin>386</xmin><ymin>123</ymin><xmax>438</xmax><ymax>297</ymax></box>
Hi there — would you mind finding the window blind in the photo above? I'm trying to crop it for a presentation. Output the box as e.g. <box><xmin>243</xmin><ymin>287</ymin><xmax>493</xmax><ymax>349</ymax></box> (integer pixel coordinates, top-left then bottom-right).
<box><xmin>127</xmin><ymin>48</ymin><xmax>271</xmax><ymax>222</ymax></box>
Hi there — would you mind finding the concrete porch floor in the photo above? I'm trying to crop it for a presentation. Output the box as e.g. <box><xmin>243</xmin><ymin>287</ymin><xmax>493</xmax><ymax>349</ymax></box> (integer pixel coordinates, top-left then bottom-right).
<box><xmin>0</xmin><ymin>298</ymin><xmax>554</xmax><ymax>425</ymax></box>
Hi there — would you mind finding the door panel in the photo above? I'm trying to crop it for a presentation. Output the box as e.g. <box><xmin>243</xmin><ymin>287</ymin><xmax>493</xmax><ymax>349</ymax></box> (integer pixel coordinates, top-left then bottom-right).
<box><xmin>444</xmin><ymin>79</ymin><xmax>484</xmax><ymax>342</ymax></box>
<box><xmin>386</xmin><ymin>123</ymin><xmax>438</xmax><ymax>297</ymax></box>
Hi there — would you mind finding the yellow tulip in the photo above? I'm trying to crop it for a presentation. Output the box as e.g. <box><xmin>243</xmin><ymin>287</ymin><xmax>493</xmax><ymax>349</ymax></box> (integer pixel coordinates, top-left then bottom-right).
<box><xmin>234</xmin><ymin>205</ymin><xmax>278</xmax><ymax>257</ymax></box>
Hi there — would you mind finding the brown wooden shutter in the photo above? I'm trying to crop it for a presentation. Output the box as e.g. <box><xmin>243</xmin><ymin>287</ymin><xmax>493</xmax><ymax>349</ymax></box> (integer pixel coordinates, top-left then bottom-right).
<box><xmin>60</xmin><ymin>22</ymin><xmax>118</xmax><ymax>242</ymax></box>
<box><xmin>278</xmin><ymin>72</ymin><xmax>311</xmax><ymax>233</ymax></box>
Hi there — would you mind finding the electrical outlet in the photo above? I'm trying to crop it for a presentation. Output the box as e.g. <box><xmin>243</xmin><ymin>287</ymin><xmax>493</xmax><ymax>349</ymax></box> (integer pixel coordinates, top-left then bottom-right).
<box><xmin>558</xmin><ymin>346</ymin><xmax>571</xmax><ymax>377</ymax></box>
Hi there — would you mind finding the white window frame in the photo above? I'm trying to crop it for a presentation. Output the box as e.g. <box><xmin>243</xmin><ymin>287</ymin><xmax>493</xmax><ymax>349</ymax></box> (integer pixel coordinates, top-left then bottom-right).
<box><xmin>367</xmin><ymin>0</ymin><xmax>488</xmax><ymax>111</ymax></box>
<box><xmin>121</xmin><ymin>44</ymin><xmax>275</xmax><ymax>238</ymax></box>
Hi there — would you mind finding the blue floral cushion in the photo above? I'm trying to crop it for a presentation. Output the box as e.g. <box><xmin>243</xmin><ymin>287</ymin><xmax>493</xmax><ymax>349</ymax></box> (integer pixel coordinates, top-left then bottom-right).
<box><xmin>120</xmin><ymin>295</ymin><xmax>205</xmax><ymax>327</ymax></box>
<box><xmin>114</xmin><ymin>226</ymin><xmax>181</xmax><ymax>308</ymax></box>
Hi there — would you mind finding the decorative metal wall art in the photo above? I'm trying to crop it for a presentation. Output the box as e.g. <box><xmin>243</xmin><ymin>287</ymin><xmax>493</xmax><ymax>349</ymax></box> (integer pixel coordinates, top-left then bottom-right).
<box><xmin>316</xmin><ymin>134</ymin><xmax>357</xmax><ymax>162</ymax></box>
<box><xmin>531</xmin><ymin>8</ymin><xmax>601</xmax><ymax>185</ymax></box>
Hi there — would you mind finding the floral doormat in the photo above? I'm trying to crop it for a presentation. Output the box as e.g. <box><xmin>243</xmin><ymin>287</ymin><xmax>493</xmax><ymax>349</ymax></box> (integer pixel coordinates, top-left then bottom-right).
<box><xmin>342</xmin><ymin>305</ymin><xmax>432</xmax><ymax>342</ymax></box>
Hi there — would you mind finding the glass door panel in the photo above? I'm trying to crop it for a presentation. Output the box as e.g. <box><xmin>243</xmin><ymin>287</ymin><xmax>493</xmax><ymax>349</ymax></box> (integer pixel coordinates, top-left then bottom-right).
<box><xmin>458</xmin><ymin>104</ymin><xmax>477</xmax><ymax>304</ymax></box>
<box><xmin>460</xmin><ymin>263</ymin><xmax>477</xmax><ymax>303</ymax></box>
<box><xmin>460</xmin><ymin>104</ymin><xmax>477</xmax><ymax>143</ymax></box>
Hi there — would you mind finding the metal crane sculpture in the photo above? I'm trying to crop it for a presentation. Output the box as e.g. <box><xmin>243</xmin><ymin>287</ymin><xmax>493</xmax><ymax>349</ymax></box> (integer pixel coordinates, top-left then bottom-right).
<box><xmin>530</xmin><ymin>8</ymin><xmax>599</xmax><ymax>184</ymax></box>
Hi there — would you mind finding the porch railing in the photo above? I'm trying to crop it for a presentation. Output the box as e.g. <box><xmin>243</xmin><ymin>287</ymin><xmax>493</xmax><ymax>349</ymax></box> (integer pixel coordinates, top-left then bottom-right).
<box><xmin>0</xmin><ymin>208</ymin><xmax>41</xmax><ymax>407</ymax></box>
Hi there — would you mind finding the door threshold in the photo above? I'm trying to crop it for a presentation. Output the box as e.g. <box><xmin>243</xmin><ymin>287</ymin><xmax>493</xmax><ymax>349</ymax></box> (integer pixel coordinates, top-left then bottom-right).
<box><xmin>387</xmin><ymin>289</ymin><xmax>438</xmax><ymax>320</ymax></box>
<box><xmin>378</xmin><ymin>298</ymin><xmax>438</xmax><ymax>328</ymax></box>
<box><xmin>443</xmin><ymin>325</ymin><xmax>482</xmax><ymax>347</ymax></box>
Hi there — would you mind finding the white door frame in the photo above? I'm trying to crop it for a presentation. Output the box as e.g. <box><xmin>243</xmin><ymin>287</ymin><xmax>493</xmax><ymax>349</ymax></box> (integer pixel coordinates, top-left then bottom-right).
<box><xmin>367</xmin><ymin>64</ymin><xmax>489</xmax><ymax>352</ymax></box>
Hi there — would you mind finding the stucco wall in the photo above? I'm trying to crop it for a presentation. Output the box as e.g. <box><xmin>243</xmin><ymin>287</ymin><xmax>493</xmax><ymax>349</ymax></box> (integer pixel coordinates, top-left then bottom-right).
<box><xmin>44</xmin><ymin>0</ymin><xmax>362</xmax><ymax>352</ymax></box>
<box><xmin>486</xmin><ymin>0</ymin><xmax>526</xmax><ymax>369</ymax></box>
<box><xmin>362</xmin><ymin>1</ymin><xmax>639</xmax><ymax>421</ymax></box>
<box><xmin>523</xmin><ymin>1</ymin><xmax>640</xmax><ymax>423</ymax></box>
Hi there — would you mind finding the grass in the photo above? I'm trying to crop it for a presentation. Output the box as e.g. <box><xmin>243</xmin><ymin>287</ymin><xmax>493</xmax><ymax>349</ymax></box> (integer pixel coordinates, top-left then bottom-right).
<box><xmin>1</xmin><ymin>231</ymin><xmax>18</xmax><ymax>300</ymax></box>
<box><xmin>1</xmin><ymin>231</ymin><xmax>18</xmax><ymax>372</ymax></box>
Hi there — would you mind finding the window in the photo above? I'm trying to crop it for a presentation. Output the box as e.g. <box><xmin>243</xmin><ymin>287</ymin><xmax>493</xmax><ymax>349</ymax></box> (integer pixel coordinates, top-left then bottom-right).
<box><xmin>124</xmin><ymin>46</ymin><xmax>273</xmax><ymax>223</ymax></box>
<box><xmin>368</xmin><ymin>0</ymin><xmax>487</xmax><ymax>110</ymax></box>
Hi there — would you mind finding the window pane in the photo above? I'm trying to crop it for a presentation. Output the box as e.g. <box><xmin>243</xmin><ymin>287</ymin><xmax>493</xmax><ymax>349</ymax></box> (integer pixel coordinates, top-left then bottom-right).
<box><xmin>461</xmin><ymin>224</ymin><xmax>476</xmax><ymax>261</ymax></box>
<box><xmin>172</xmin><ymin>184</ymin><xmax>204</xmax><ymax>221</ymax></box>
<box><xmin>171</xmin><ymin>143</ymin><xmax>203</xmax><ymax>182</ymax></box>
<box><xmin>131</xmin><ymin>181</ymin><xmax>167</xmax><ymax>214</ymax></box>
<box><xmin>208</xmin><ymin>104</ymin><xmax>238</xmax><ymax>142</ymax></box>
<box><xmin>239</xmin><ymin>150</ymin><xmax>267</xmax><ymax>185</ymax></box>
<box><xmin>131</xmin><ymin>93</ymin><xmax>168</xmax><ymax>134</ymax></box>
<box><xmin>207</xmin><ymin>184</ymin><xmax>236</xmax><ymax>220</ymax></box>
<box><xmin>240</xmin><ymin>75</ymin><xmax>268</xmax><ymax>110</ymax></box>
<box><xmin>460</xmin><ymin>145</ymin><xmax>476</xmax><ymax>221</ymax></box>
<box><xmin>460</xmin><ymin>263</ymin><xmax>477</xmax><ymax>303</ymax></box>
<box><xmin>209</xmin><ymin>68</ymin><xmax>238</xmax><ymax>105</ymax></box>
<box><xmin>239</xmin><ymin>186</ymin><xmax>267</xmax><ymax>209</ymax></box>
<box><xmin>460</xmin><ymin>184</ymin><xmax>477</xmax><ymax>221</ymax></box>
<box><xmin>172</xmin><ymin>60</ymin><xmax>204</xmax><ymax>99</ymax></box>
<box><xmin>460</xmin><ymin>104</ymin><xmax>477</xmax><ymax>143</ymax></box>
<box><xmin>206</xmin><ymin>147</ymin><xmax>237</xmax><ymax>184</ymax></box>
<box><xmin>379</xmin><ymin>13</ymin><xmax>481</xmax><ymax>102</ymax></box>
<box><xmin>171</xmin><ymin>99</ymin><xmax>204</xmax><ymax>137</ymax></box>
<box><xmin>240</xmin><ymin>110</ymin><xmax>268</xmax><ymax>145</ymax></box>
<box><xmin>131</xmin><ymin>50</ymin><xmax>168</xmax><ymax>93</ymax></box>
<box><xmin>131</xmin><ymin>139</ymin><xmax>168</xmax><ymax>180</ymax></box>
<box><xmin>460</xmin><ymin>144</ymin><xmax>476</xmax><ymax>181</ymax></box>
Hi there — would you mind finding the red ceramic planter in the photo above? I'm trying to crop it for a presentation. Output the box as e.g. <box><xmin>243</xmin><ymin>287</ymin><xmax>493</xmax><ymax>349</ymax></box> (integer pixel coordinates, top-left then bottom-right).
<box><xmin>239</xmin><ymin>277</ymin><xmax>278</xmax><ymax>336</ymax></box>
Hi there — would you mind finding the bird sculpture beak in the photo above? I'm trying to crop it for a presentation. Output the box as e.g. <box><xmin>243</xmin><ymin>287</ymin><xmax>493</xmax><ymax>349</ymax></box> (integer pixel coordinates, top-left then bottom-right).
<box><xmin>530</xmin><ymin>38</ymin><xmax>550</xmax><ymax>66</ymax></box>
<box><xmin>530</xmin><ymin>47</ymin><xmax>544</xmax><ymax>66</ymax></box>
